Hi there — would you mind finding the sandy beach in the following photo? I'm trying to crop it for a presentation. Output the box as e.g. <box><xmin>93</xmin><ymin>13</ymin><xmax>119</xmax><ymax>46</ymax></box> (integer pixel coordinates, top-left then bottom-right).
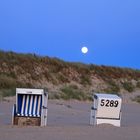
<box><xmin>0</xmin><ymin>99</ymin><xmax>140</xmax><ymax>140</ymax></box>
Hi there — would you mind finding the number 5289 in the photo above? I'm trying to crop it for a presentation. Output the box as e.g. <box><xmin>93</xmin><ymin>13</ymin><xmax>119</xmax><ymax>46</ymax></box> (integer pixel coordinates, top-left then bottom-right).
<box><xmin>100</xmin><ymin>99</ymin><xmax>119</xmax><ymax>107</ymax></box>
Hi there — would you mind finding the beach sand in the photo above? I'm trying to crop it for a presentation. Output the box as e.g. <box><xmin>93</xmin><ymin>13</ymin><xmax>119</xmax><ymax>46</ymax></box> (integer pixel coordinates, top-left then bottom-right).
<box><xmin>0</xmin><ymin>99</ymin><xmax>140</xmax><ymax>140</ymax></box>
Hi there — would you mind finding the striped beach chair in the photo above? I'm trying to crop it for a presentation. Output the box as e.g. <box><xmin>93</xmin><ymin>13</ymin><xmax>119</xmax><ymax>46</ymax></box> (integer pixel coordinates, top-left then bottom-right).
<box><xmin>12</xmin><ymin>88</ymin><xmax>48</xmax><ymax>126</ymax></box>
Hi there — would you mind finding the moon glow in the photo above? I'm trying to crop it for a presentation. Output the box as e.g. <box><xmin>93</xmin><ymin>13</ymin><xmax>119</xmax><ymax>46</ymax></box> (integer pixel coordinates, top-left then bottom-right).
<box><xmin>81</xmin><ymin>47</ymin><xmax>88</xmax><ymax>54</ymax></box>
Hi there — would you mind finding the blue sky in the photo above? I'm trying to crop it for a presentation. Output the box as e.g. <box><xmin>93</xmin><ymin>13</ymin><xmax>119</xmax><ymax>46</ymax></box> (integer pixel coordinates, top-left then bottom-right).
<box><xmin>0</xmin><ymin>0</ymin><xmax>140</xmax><ymax>69</ymax></box>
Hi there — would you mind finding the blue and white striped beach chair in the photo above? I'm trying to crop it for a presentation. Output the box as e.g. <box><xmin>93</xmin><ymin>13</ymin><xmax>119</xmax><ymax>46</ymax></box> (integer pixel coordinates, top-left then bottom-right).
<box><xmin>12</xmin><ymin>88</ymin><xmax>48</xmax><ymax>126</ymax></box>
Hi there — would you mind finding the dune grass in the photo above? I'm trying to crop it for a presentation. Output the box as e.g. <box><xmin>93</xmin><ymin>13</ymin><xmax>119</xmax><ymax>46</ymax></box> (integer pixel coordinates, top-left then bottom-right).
<box><xmin>0</xmin><ymin>50</ymin><xmax>140</xmax><ymax>99</ymax></box>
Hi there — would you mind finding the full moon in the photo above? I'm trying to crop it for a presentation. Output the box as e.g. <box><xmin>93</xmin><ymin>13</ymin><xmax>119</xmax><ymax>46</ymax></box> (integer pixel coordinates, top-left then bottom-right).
<box><xmin>81</xmin><ymin>46</ymin><xmax>88</xmax><ymax>54</ymax></box>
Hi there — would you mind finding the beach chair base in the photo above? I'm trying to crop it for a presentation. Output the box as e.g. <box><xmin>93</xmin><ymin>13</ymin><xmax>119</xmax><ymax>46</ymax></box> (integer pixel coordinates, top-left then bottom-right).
<box><xmin>13</xmin><ymin>116</ymin><xmax>41</xmax><ymax>126</ymax></box>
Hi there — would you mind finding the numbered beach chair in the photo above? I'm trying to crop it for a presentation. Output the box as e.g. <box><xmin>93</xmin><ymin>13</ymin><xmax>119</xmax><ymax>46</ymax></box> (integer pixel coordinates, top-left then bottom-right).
<box><xmin>12</xmin><ymin>88</ymin><xmax>48</xmax><ymax>126</ymax></box>
<box><xmin>90</xmin><ymin>93</ymin><xmax>122</xmax><ymax>127</ymax></box>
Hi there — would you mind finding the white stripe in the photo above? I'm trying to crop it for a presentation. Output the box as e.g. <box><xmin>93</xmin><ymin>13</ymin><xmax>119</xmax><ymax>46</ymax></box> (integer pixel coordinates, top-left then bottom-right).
<box><xmin>29</xmin><ymin>95</ymin><xmax>33</xmax><ymax>116</ymax></box>
<box><xmin>21</xmin><ymin>95</ymin><xmax>25</xmax><ymax>115</ymax></box>
<box><xmin>33</xmin><ymin>95</ymin><xmax>37</xmax><ymax>116</ymax></box>
<box><xmin>25</xmin><ymin>95</ymin><xmax>29</xmax><ymax>115</ymax></box>
<box><xmin>37</xmin><ymin>96</ymin><xmax>41</xmax><ymax>116</ymax></box>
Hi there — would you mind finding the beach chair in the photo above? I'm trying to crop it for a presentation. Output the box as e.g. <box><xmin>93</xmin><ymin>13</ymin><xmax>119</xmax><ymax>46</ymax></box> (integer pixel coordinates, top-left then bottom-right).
<box><xmin>12</xmin><ymin>88</ymin><xmax>48</xmax><ymax>126</ymax></box>
<box><xmin>90</xmin><ymin>93</ymin><xmax>122</xmax><ymax>127</ymax></box>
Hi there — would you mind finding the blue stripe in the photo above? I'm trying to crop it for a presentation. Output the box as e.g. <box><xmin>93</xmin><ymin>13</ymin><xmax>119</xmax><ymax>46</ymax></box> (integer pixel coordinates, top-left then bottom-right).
<box><xmin>23</xmin><ymin>95</ymin><xmax>27</xmax><ymax>116</ymax></box>
<box><xmin>31</xmin><ymin>95</ymin><xmax>35</xmax><ymax>116</ymax></box>
<box><xmin>27</xmin><ymin>95</ymin><xmax>31</xmax><ymax>115</ymax></box>
<box><xmin>35</xmin><ymin>95</ymin><xmax>39</xmax><ymax>116</ymax></box>
<box><xmin>39</xmin><ymin>96</ymin><xmax>42</xmax><ymax>116</ymax></box>
<box><xmin>18</xmin><ymin>94</ymin><xmax>22</xmax><ymax>114</ymax></box>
